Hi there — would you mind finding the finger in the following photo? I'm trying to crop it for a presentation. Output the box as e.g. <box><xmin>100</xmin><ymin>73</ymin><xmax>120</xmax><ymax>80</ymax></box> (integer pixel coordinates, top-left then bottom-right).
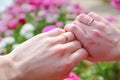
<box><xmin>88</xmin><ymin>12</ymin><xmax>110</xmax><ymax>25</ymax></box>
<box><xmin>76</xmin><ymin>14</ymin><xmax>99</xmax><ymax>27</ymax></box>
<box><xmin>76</xmin><ymin>14</ymin><xmax>107</xmax><ymax>31</ymax></box>
<box><xmin>54</xmin><ymin>32</ymin><xmax>75</xmax><ymax>44</ymax></box>
<box><xmin>66</xmin><ymin>23</ymin><xmax>87</xmax><ymax>46</ymax></box>
<box><xmin>42</xmin><ymin>28</ymin><xmax>65</xmax><ymax>37</ymax></box>
<box><xmin>69</xmin><ymin>49</ymin><xmax>88</xmax><ymax>66</ymax></box>
<box><xmin>63</xmin><ymin>40</ymin><xmax>81</xmax><ymax>55</ymax></box>
<box><xmin>86</xmin><ymin>57</ymin><xmax>99</xmax><ymax>63</ymax></box>
<box><xmin>65</xmin><ymin>23</ymin><xmax>87</xmax><ymax>41</ymax></box>
<box><xmin>32</xmin><ymin>28</ymin><xmax>65</xmax><ymax>43</ymax></box>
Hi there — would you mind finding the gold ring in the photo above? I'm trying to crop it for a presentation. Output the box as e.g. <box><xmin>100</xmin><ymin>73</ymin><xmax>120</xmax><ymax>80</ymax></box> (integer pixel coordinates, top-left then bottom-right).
<box><xmin>87</xmin><ymin>19</ymin><xmax>94</xmax><ymax>26</ymax></box>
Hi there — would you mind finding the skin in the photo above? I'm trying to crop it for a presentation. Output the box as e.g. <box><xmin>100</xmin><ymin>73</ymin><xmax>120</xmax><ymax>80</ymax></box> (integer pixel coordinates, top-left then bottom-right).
<box><xmin>65</xmin><ymin>12</ymin><xmax>120</xmax><ymax>62</ymax></box>
<box><xmin>0</xmin><ymin>28</ymin><xmax>88</xmax><ymax>80</ymax></box>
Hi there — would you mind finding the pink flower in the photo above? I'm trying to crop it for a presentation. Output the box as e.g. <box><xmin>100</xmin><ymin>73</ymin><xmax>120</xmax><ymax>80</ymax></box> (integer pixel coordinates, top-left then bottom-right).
<box><xmin>0</xmin><ymin>20</ymin><xmax>8</xmax><ymax>34</ymax></box>
<box><xmin>56</xmin><ymin>22</ymin><xmax>64</xmax><ymax>28</ymax></box>
<box><xmin>21</xmin><ymin>3</ymin><xmax>37</xmax><ymax>12</ymax></box>
<box><xmin>29</xmin><ymin>0</ymin><xmax>42</xmax><ymax>5</ymax></box>
<box><xmin>50</xmin><ymin>18</ymin><xmax>58</xmax><ymax>24</ymax></box>
<box><xmin>42</xmin><ymin>25</ymin><xmax>57</xmax><ymax>32</ymax></box>
<box><xmin>29</xmin><ymin>0</ymin><xmax>69</xmax><ymax>9</ymax></box>
<box><xmin>0</xmin><ymin>26</ymin><xmax>7</xmax><ymax>34</ymax></box>
<box><xmin>111</xmin><ymin>0</ymin><xmax>120</xmax><ymax>10</ymax></box>
<box><xmin>42</xmin><ymin>0</ymin><xmax>52</xmax><ymax>9</ymax></box>
<box><xmin>64</xmin><ymin>72</ymin><xmax>81</xmax><ymax>80</ymax></box>
<box><xmin>15</xmin><ymin>0</ymin><xmax>27</xmax><ymax>5</ymax></box>
<box><xmin>52</xmin><ymin>0</ymin><xmax>69</xmax><ymax>6</ymax></box>
<box><xmin>72</xmin><ymin>4</ymin><xmax>83</xmax><ymax>15</ymax></box>
<box><xmin>8</xmin><ymin>19</ymin><xmax>18</xmax><ymax>30</ymax></box>
<box><xmin>6</xmin><ymin>5</ymin><xmax>24</xmax><ymax>15</ymax></box>
<box><xmin>18</xmin><ymin>18</ymin><xmax>26</xmax><ymax>25</ymax></box>
<box><xmin>106</xmin><ymin>17</ymin><xmax>119</xmax><ymax>22</ymax></box>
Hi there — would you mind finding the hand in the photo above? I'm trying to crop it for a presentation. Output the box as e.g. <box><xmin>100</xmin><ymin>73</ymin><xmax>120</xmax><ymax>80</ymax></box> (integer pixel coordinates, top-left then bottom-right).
<box><xmin>65</xmin><ymin>12</ymin><xmax>120</xmax><ymax>62</ymax></box>
<box><xmin>7</xmin><ymin>28</ymin><xmax>88</xmax><ymax>80</ymax></box>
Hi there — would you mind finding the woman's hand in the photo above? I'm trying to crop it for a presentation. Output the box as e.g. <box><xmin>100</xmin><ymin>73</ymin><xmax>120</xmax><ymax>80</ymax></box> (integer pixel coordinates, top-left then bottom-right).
<box><xmin>65</xmin><ymin>12</ymin><xmax>120</xmax><ymax>62</ymax></box>
<box><xmin>6</xmin><ymin>28</ymin><xmax>88</xmax><ymax>80</ymax></box>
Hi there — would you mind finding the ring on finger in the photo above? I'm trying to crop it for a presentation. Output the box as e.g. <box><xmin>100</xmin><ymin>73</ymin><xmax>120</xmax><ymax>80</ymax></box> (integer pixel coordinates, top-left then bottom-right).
<box><xmin>87</xmin><ymin>18</ymin><xmax>94</xmax><ymax>26</ymax></box>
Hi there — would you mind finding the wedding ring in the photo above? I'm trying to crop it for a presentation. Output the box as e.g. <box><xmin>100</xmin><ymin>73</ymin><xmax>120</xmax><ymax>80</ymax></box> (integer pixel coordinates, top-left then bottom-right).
<box><xmin>87</xmin><ymin>18</ymin><xmax>94</xmax><ymax>26</ymax></box>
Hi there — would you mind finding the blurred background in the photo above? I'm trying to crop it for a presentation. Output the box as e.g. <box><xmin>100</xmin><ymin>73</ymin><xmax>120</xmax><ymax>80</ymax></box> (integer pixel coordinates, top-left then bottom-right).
<box><xmin>0</xmin><ymin>0</ymin><xmax>120</xmax><ymax>80</ymax></box>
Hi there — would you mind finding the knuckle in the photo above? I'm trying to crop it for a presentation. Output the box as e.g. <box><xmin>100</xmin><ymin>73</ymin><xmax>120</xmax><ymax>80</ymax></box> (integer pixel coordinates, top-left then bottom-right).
<box><xmin>64</xmin><ymin>23</ymin><xmax>76</xmax><ymax>32</ymax></box>
<box><xmin>97</xmin><ymin>22</ymin><xmax>106</xmax><ymax>29</ymax></box>
<box><xmin>67</xmin><ymin>32</ymin><xmax>74</xmax><ymax>37</ymax></box>
<box><xmin>44</xmin><ymin>37</ymin><xmax>51</xmax><ymax>42</ymax></box>
<box><xmin>44</xmin><ymin>37</ymin><xmax>55</xmax><ymax>46</ymax></box>
<box><xmin>86</xmin><ymin>37</ymin><xmax>96</xmax><ymax>45</ymax></box>
<box><xmin>59</xmin><ymin>46</ymin><xmax>67</xmax><ymax>53</ymax></box>
<box><xmin>73</xmin><ymin>40</ymin><xmax>81</xmax><ymax>47</ymax></box>
<box><xmin>55</xmin><ymin>28</ymin><xmax>65</xmax><ymax>33</ymax></box>
<box><xmin>91</xmin><ymin>29</ymin><xmax>101</xmax><ymax>37</ymax></box>
<box><xmin>75</xmin><ymin>40</ymin><xmax>81</xmax><ymax>45</ymax></box>
<box><xmin>53</xmin><ymin>45</ymin><xmax>67</xmax><ymax>54</ymax></box>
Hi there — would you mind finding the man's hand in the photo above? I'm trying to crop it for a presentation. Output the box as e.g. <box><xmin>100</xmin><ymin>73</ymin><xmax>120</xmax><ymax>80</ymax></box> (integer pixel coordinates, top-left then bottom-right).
<box><xmin>4</xmin><ymin>28</ymin><xmax>88</xmax><ymax>80</ymax></box>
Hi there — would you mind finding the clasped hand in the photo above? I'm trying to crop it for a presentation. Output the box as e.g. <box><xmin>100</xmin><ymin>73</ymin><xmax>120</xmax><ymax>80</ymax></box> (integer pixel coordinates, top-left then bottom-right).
<box><xmin>1</xmin><ymin>12</ymin><xmax>120</xmax><ymax>80</ymax></box>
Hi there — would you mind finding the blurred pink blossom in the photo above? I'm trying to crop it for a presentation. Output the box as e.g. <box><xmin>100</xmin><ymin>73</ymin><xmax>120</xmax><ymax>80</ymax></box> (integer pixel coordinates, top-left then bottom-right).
<box><xmin>52</xmin><ymin>0</ymin><xmax>69</xmax><ymax>6</ymax></box>
<box><xmin>56</xmin><ymin>22</ymin><xmax>64</xmax><ymax>28</ymax></box>
<box><xmin>21</xmin><ymin>3</ymin><xmax>37</xmax><ymax>12</ymax></box>
<box><xmin>42</xmin><ymin>0</ymin><xmax>53</xmax><ymax>9</ymax></box>
<box><xmin>8</xmin><ymin>19</ymin><xmax>18</xmax><ymax>30</ymax></box>
<box><xmin>29</xmin><ymin>0</ymin><xmax>42</xmax><ymax>5</ymax></box>
<box><xmin>15</xmin><ymin>0</ymin><xmax>27</xmax><ymax>4</ymax></box>
<box><xmin>29</xmin><ymin>0</ymin><xmax>69</xmax><ymax>9</ymax></box>
<box><xmin>64</xmin><ymin>72</ymin><xmax>81</xmax><ymax>80</ymax></box>
<box><xmin>51</xmin><ymin>18</ymin><xmax>58</xmax><ymax>24</ymax></box>
<box><xmin>18</xmin><ymin>18</ymin><xmax>26</xmax><ymax>25</ymax></box>
<box><xmin>0</xmin><ymin>26</ymin><xmax>7</xmax><ymax>34</ymax></box>
<box><xmin>4</xmin><ymin>30</ymin><xmax>13</xmax><ymax>36</ymax></box>
<box><xmin>106</xmin><ymin>17</ymin><xmax>119</xmax><ymax>22</ymax></box>
<box><xmin>42</xmin><ymin>25</ymin><xmax>57</xmax><ymax>32</ymax></box>
<box><xmin>6</xmin><ymin>5</ymin><xmax>24</xmax><ymax>15</ymax></box>
<box><xmin>111</xmin><ymin>0</ymin><xmax>120</xmax><ymax>10</ymax></box>
<box><xmin>73</xmin><ymin>4</ymin><xmax>83</xmax><ymax>15</ymax></box>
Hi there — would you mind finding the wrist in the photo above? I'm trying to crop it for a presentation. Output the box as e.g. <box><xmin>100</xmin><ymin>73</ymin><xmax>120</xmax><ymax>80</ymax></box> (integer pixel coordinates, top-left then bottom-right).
<box><xmin>0</xmin><ymin>55</ymin><xmax>23</xmax><ymax>80</ymax></box>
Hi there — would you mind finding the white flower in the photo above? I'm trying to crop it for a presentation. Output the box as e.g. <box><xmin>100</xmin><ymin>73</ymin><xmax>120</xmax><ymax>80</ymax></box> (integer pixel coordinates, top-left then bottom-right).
<box><xmin>20</xmin><ymin>23</ymin><xmax>35</xmax><ymax>39</ymax></box>
<box><xmin>0</xmin><ymin>36</ymin><xmax>14</xmax><ymax>52</ymax></box>
<box><xmin>0</xmin><ymin>40</ymin><xmax>7</xmax><ymax>49</ymax></box>
<box><xmin>25</xmin><ymin>33</ymin><xmax>34</xmax><ymax>39</ymax></box>
<box><xmin>12</xmin><ymin>43</ymin><xmax>19</xmax><ymax>49</ymax></box>
<box><xmin>3</xmin><ymin>36</ymin><xmax>15</xmax><ymax>44</ymax></box>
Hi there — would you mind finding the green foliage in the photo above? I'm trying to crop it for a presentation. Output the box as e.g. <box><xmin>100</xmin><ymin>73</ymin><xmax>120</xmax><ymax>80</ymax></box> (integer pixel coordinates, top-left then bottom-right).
<box><xmin>73</xmin><ymin>61</ymin><xmax>120</xmax><ymax>80</ymax></box>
